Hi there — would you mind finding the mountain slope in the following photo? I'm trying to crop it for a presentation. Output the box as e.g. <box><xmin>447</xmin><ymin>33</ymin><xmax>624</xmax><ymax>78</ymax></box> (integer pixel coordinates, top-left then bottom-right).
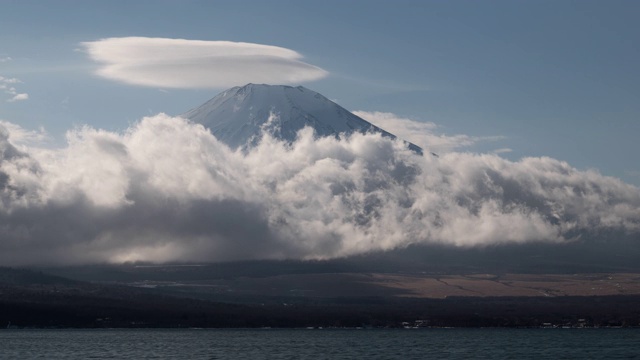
<box><xmin>182</xmin><ymin>83</ymin><xmax>422</xmax><ymax>153</ymax></box>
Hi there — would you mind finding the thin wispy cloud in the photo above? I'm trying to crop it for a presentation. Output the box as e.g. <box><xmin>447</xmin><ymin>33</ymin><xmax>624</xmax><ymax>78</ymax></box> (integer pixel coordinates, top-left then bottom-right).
<box><xmin>492</xmin><ymin>148</ymin><xmax>513</xmax><ymax>154</ymax></box>
<box><xmin>81</xmin><ymin>37</ymin><xmax>328</xmax><ymax>89</ymax></box>
<box><xmin>626</xmin><ymin>170</ymin><xmax>640</xmax><ymax>180</ymax></box>
<box><xmin>60</xmin><ymin>96</ymin><xmax>70</xmax><ymax>109</ymax></box>
<box><xmin>354</xmin><ymin>111</ymin><xmax>503</xmax><ymax>153</ymax></box>
<box><xmin>0</xmin><ymin>116</ymin><xmax>638</xmax><ymax>266</ymax></box>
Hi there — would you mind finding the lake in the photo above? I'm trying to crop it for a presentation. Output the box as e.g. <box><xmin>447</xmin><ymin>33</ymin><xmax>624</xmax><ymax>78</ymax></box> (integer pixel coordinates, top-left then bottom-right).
<box><xmin>1</xmin><ymin>328</ymin><xmax>639</xmax><ymax>359</ymax></box>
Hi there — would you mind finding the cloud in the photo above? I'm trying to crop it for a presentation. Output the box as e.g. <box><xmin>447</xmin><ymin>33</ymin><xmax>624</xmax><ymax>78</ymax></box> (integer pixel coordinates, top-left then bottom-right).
<box><xmin>7</xmin><ymin>93</ymin><xmax>28</xmax><ymax>102</ymax></box>
<box><xmin>0</xmin><ymin>57</ymin><xmax>11</xmax><ymax>62</ymax></box>
<box><xmin>0</xmin><ymin>77</ymin><xmax>20</xmax><ymax>84</ymax></box>
<box><xmin>353</xmin><ymin>111</ymin><xmax>503</xmax><ymax>153</ymax></box>
<box><xmin>627</xmin><ymin>170</ymin><xmax>640</xmax><ymax>179</ymax></box>
<box><xmin>81</xmin><ymin>37</ymin><xmax>328</xmax><ymax>88</ymax></box>
<box><xmin>0</xmin><ymin>115</ymin><xmax>639</xmax><ymax>266</ymax></box>
<box><xmin>60</xmin><ymin>96</ymin><xmax>70</xmax><ymax>109</ymax></box>
<box><xmin>492</xmin><ymin>148</ymin><xmax>513</xmax><ymax>154</ymax></box>
<box><xmin>0</xmin><ymin>121</ymin><xmax>49</xmax><ymax>147</ymax></box>
<box><xmin>1</xmin><ymin>76</ymin><xmax>29</xmax><ymax>102</ymax></box>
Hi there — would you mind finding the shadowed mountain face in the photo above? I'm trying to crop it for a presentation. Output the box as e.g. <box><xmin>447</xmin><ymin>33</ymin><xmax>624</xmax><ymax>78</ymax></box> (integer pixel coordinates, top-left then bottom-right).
<box><xmin>182</xmin><ymin>83</ymin><xmax>422</xmax><ymax>153</ymax></box>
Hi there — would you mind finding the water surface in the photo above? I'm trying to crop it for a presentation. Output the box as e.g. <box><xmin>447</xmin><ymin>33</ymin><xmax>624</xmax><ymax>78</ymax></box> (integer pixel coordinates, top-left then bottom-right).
<box><xmin>1</xmin><ymin>328</ymin><xmax>638</xmax><ymax>359</ymax></box>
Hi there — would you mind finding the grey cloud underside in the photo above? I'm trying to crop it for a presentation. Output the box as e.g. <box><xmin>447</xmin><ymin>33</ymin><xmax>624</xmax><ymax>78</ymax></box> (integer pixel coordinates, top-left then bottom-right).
<box><xmin>0</xmin><ymin>114</ymin><xmax>639</xmax><ymax>266</ymax></box>
<box><xmin>0</xmin><ymin>196</ymin><xmax>285</xmax><ymax>265</ymax></box>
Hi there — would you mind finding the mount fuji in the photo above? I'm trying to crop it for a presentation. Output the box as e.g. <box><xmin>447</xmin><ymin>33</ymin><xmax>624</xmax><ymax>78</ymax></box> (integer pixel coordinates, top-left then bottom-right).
<box><xmin>181</xmin><ymin>83</ymin><xmax>422</xmax><ymax>153</ymax></box>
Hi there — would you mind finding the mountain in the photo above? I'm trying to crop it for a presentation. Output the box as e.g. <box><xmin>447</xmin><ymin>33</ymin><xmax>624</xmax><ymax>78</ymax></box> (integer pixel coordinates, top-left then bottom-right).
<box><xmin>182</xmin><ymin>83</ymin><xmax>422</xmax><ymax>153</ymax></box>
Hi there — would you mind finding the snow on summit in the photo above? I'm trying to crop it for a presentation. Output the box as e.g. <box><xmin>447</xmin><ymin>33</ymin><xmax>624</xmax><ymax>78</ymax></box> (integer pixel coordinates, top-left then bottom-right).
<box><xmin>182</xmin><ymin>84</ymin><xmax>421</xmax><ymax>152</ymax></box>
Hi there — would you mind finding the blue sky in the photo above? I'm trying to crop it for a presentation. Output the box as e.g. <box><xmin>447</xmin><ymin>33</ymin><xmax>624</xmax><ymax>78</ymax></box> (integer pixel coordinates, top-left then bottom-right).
<box><xmin>1</xmin><ymin>0</ymin><xmax>639</xmax><ymax>185</ymax></box>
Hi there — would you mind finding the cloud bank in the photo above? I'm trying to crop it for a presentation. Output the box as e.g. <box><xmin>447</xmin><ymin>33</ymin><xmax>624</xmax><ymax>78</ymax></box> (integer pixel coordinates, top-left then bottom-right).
<box><xmin>0</xmin><ymin>115</ymin><xmax>639</xmax><ymax>266</ymax></box>
<box><xmin>81</xmin><ymin>37</ymin><xmax>328</xmax><ymax>88</ymax></box>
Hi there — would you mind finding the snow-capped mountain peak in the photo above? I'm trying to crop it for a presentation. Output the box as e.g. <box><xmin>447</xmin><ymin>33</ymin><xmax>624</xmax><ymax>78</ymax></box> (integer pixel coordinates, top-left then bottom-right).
<box><xmin>182</xmin><ymin>83</ymin><xmax>422</xmax><ymax>153</ymax></box>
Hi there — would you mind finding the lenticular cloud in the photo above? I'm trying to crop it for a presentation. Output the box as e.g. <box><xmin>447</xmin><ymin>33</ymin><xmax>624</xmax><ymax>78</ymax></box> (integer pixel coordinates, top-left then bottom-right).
<box><xmin>0</xmin><ymin>115</ymin><xmax>639</xmax><ymax>265</ymax></box>
<box><xmin>81</xmin><ymin>37</ymin><xmax>328</xmax><ymax>88</ymax></box>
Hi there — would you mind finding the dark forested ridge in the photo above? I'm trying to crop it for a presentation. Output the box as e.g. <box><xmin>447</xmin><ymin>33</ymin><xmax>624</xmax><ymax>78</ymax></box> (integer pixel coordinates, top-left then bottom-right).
<box><xmin>2</xmin><ymin>267</ymin><xmax>640</xmax><ymax>328</ymax></box>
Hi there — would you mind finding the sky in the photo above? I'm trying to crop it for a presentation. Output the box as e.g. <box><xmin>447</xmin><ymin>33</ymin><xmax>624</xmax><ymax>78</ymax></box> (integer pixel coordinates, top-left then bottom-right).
<box><xmin>0</xmin><ymin>0</ymin><xmax>639</xmax><ymax>265</ymax></box>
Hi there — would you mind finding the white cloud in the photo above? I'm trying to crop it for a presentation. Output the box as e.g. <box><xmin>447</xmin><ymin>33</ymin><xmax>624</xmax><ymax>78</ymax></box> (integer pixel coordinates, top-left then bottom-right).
<box><xmin>1</xmin><ymin>77</ymin><xmax>20</xmax><ymax>84</ymax></box>
<box><xmin>81</xmin><ymin>37</ymin><xmax>328</xmax><ymax>89</ymax></box>
<box><xmin>353</xmin><ymin>111</ymin><xmax>503</xmax><ymax>153</ymax></box>
<box><xmin>0</xmin><ymin>121</ymin><xmax>48</xmax><ymax>147</ymax></box>
<box><xmin>7</xmin><ymin>93</ymin><xmax>28</xmax><ymax>102</ymax></box>
<box><xmin>1</xmin><ymin>76</ymin><xmax>28</xmax><ymax>102</ymax></box>
<box><xmin>0</xmin><ymin>57</ymin><xmax>11</xmax><ymax>62</ymax></box>
<box><xmin>0</xmin><ymin>116</ymin><xmax>638</xmax><ymax>266</ymax></box>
